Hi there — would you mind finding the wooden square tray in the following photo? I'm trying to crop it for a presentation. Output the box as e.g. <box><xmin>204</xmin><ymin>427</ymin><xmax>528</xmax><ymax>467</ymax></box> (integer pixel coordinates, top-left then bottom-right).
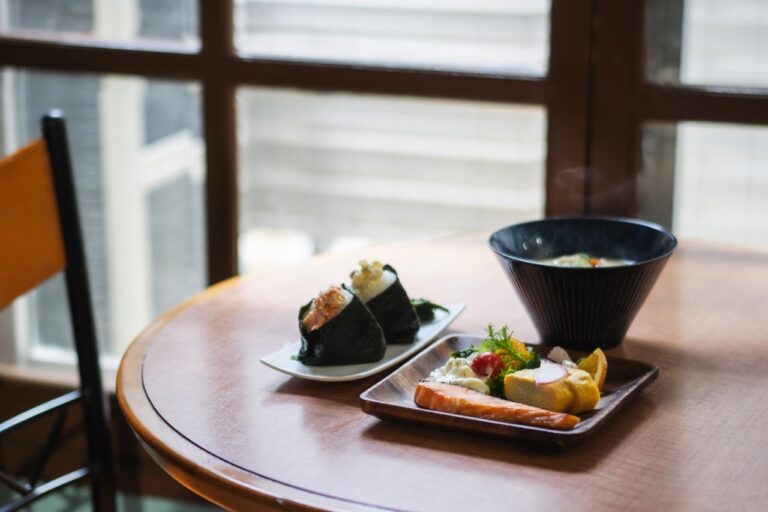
<box><xmin>360</xmin><ymin>334</ymin><xmax>658</xmax><ymax>447</ymax></box>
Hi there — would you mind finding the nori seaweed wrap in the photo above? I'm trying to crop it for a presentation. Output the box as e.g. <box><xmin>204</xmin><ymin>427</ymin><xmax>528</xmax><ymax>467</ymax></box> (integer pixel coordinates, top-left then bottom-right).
<box><xmin>350</xmin><ymin>261</ymin><xmax>420</xmax><ymax>345</ymax></box>
<box><xmin>297</xmin><ymin>285</ymin><xmax>386</xmax><ymax>366</ymax></box>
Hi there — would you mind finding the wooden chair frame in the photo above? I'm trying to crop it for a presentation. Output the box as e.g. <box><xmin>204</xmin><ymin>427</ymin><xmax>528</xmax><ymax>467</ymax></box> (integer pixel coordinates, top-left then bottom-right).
<box><xmin>0</xmin><ymin>112</ymin><xmax>116</xmax><ymax>512</ymax></box>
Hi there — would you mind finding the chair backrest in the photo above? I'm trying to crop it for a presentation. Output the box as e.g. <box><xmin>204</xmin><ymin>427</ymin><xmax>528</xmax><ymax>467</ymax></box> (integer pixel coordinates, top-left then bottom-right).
<box><xmin>0</xmin><ymin>139</ymin><xmax>66</xmax><ymax>307</ymax></box>
<box><xmin>0</xmin><ymin>112</ymin><xmax>115</xmax><ymax>511</ymax></box>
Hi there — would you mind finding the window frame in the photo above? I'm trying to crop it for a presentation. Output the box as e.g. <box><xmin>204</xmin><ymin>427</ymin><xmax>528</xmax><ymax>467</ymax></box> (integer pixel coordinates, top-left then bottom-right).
<box><xmin>0</xmin><ymin>0</ymin><xmax>766</xmax><ymax>286</ymax></box>
<box><xmin>587</xmin><ymin>0</ymin><xmax>768</xmax><ymax>217</ymax></box>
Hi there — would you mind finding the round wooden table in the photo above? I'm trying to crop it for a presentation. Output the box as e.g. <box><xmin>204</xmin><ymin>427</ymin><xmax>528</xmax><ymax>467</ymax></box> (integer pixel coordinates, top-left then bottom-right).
<box><xmin>117</xmin><ymin>233</ymin><xmax>768</xmax><ymax>511</ymax></box>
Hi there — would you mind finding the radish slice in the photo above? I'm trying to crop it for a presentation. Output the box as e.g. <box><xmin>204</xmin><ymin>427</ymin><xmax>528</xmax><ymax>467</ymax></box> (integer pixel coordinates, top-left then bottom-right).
<box><xmin>547</xmin><ymin>346</ymin><xmax>578</xmax><ymax>369</ymax></box>
<box><xmin>535</xmin><ymin>360</ymin><xmax>568</xmax><ymax>384</ymax></box>
<box><xmin>547</xmin><ymin>346</ymin><xmax>570</xmax><ymax>364</ymax></box>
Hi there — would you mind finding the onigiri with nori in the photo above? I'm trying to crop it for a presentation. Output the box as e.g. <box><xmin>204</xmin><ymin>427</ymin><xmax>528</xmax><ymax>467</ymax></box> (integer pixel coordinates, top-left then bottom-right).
<box><xmin>350</xmin><ymin>260</ymin><xmax>420</xmax><ymax>344</ymax></box>
<box><xmin>297</xmin><ymin>285</ymin><xmax>386</xmax><ymax>366</ymax></box>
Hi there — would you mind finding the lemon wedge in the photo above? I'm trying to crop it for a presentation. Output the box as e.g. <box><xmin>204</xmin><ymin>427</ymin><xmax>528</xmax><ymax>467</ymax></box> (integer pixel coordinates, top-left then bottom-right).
<box><xmin>577</xmin><ymin>348</ymin><xmax>608</xmax><ymax>391</ymax></box>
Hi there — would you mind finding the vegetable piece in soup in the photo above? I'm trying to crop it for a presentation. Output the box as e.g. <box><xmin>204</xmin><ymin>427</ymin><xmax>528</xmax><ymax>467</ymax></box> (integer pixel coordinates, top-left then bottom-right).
<box><xmin>538</xmin><ymin>253</ymin><xmax>633</xmax><ymax>268</ymax></box>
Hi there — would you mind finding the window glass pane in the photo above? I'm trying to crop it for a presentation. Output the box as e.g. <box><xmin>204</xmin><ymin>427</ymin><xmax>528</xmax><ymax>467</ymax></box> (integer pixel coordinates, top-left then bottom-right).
<box><xmin>647</xmin><ymin>0</ymin><xmax>768</xmax><ymax>88</ymax></box>
<box><xmin>237</xmin><ymin>87</ymin><xmax>546</xmax><ymax>273</ymax></box>
<box><xmin>640</xmin><ymin>122</ymin><xmax>768</xmax><ymax>247</ymax></box>
<box><xmin>0</xmin><ymin>0</ymin><xmax>198</xmax><ymax>49</ymax></box>
<box><xmin>0</xmin><ymin>69</ymin><xmax>206</xmax><ymax>360</ymax></box>
<box><xmin>235</xmin><ymin>0</ymin><xmax>550</xmax><ymax>75</ymax></box>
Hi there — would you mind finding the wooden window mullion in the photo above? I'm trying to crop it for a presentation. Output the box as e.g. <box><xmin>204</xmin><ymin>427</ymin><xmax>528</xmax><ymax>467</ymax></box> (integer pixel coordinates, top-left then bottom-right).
<box><xmin>586</xmin><ymin>0</ymin><xmax>645</xmax><ymax>216</ymax></box>
<box><xmin>545</xmin><ymin>0</ymin><xmax>594</xmax><ymax>216</ymax></box>
<box><xmin>200</xmin><ymin>0</ymin><xmax>238</xmax><ymax>283</ymax></box>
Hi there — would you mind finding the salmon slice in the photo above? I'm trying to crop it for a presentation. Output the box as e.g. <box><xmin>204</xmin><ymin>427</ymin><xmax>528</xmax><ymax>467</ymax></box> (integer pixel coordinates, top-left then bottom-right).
<box><xmin>414</xmin><ymin>381</ymin><xmax>580</xmax><ymax>431</ymax></box>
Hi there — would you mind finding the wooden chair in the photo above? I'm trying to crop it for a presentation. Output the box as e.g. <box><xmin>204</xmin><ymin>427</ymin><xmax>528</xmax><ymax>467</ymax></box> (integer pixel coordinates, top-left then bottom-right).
<box><xmin>0</xmin><ymin>112</ymin><xmax>116</xmax><ymax>511</ymax></box>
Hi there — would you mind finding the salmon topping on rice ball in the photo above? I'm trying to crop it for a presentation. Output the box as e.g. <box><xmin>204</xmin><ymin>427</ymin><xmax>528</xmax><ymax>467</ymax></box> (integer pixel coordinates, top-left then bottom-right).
<box><xmin>301</xmin><ymin>286</ymin><xmax>350</xmax><ymax>332</ymax></box>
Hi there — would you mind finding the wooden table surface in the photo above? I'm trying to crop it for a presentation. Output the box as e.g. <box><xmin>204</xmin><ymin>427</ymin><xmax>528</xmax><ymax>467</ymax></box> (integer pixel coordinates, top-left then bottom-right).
<box><xmin>117</xmin><ymin>233</ymin><xmax>768</xmax><ymax>511</ymax></box>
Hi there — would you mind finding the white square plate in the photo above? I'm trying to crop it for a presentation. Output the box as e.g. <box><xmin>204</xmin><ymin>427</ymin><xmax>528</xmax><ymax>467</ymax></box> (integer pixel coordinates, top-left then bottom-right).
<box><xmin>260</xmin><ymin>304</ymin><xmax>465</xmax><ymax>382</ymax></box>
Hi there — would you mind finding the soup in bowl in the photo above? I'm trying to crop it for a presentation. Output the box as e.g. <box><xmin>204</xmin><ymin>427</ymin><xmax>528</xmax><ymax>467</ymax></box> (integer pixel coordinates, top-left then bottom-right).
<box><xmin>488</xmin><ymin>217</ymin><xmax>677</xmax><ymax>350</ymax></box>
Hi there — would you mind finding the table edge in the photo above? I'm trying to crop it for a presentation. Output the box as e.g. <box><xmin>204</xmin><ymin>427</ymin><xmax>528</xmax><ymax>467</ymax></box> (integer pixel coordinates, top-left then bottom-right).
<box><xmin>116</xmin><ymin>276</ymin><xmax>392</xmax><ymax>512</ymax></box>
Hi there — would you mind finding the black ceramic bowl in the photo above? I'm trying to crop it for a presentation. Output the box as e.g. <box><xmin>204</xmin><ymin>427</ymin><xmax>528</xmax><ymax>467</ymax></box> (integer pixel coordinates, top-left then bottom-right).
<box><xmin>489</xmin><ymin>217</ymin><xmax>677</xmax><ymax>351</ymax></box>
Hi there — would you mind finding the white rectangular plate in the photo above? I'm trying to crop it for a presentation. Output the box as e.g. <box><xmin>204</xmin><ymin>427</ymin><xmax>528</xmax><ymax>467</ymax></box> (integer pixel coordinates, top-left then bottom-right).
<box><xmin>260</xmin><ymin>304</ymin><xmax>464</xmax><ymax>382</ymax></box>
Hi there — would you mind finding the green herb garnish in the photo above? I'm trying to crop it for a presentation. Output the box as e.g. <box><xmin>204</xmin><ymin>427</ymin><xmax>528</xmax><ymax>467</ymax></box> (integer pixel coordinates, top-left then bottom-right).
<box><xmin>451</xmin><ymin>346</ymin><xmax>478</xmax><ymax>359</ymax></box>
<box><xmin>486</xmin><ymin>372</ymin><xmax>507</xmax><ymax>398</ymax></box>
<box><xmin>478</xmin><ymin>325</ymin><xmax>538</xmax><ymax>365</ymax></box>
<box><xmin>411</xmin><ymin>298</ymin><xmax>449</xmax><ymax>323</ymax></box>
